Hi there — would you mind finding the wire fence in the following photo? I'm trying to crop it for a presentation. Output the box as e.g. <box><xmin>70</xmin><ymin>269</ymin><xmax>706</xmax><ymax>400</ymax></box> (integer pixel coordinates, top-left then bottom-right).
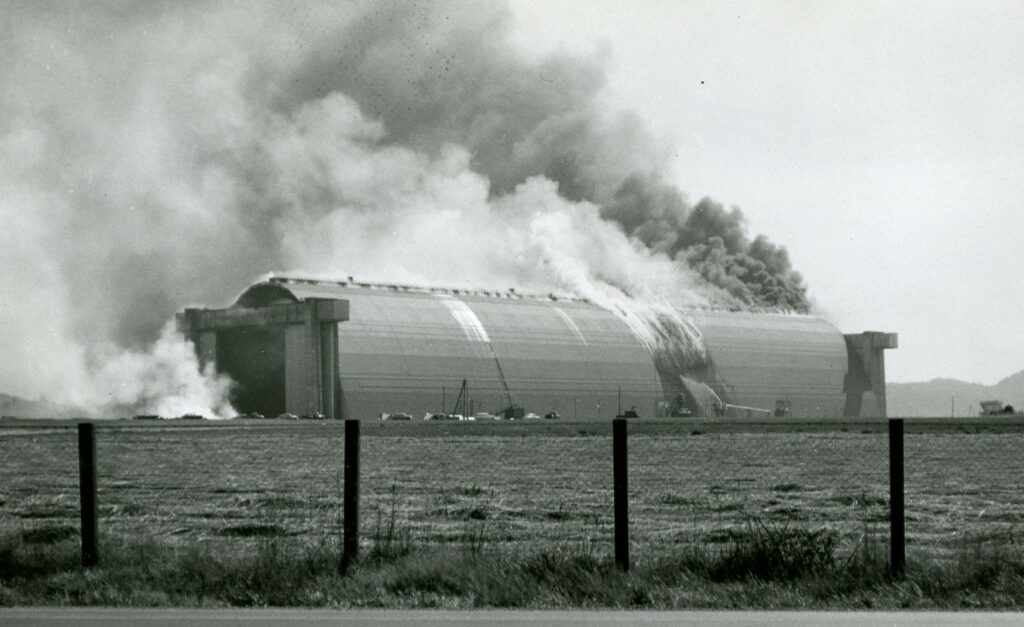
<box><xmin>1</xmin><ymin>419</ymin><xmax>1021</xmax><ymax>568</ymax></box>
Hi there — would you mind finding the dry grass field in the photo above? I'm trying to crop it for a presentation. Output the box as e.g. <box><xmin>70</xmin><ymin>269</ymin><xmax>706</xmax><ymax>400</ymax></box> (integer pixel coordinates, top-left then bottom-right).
<box><xmin>2</xmin><ymin>418</ymin><xmax>1022</xmax><ymax>560</ymax></box>
<box><xmin>5</xmin><ymin>418</ymin><xmax>1024</xmax><ymax>608</ymax></box>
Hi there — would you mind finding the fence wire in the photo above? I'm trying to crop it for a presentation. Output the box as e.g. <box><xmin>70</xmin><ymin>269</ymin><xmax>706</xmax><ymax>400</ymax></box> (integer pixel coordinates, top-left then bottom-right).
<box><xmin>1</xmin><ymin>421</ymin><xmax>1022</xmax><ymax>565</ymax></box>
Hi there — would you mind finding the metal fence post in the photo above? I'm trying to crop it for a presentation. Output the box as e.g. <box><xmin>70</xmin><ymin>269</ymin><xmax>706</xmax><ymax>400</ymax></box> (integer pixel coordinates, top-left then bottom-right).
<box><xmin>77</xmin><ymin>422</ymin><xmax>98</xmax><ymax>567</ymax></box>
<box><xmin>889</xmin><ymin>418</ymin><xmax>905</xmax><ymax>578</ymax></box>
<box><xmin>613</xmin><ymin>418</ymin><xmax>629</xmax><ymax>572</ymax></box>
<box><xmin>342</xmin><ymin>419</ymin><xmax>360</xmax><ymax>572</ymax></box>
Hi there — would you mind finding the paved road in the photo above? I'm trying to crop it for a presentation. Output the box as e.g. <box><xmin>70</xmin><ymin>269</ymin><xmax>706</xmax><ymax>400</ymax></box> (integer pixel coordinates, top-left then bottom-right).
<box><xmin>2</xmin><ymin>609</ymin><xmax>1023</xmax><ymax>626</ymax></box>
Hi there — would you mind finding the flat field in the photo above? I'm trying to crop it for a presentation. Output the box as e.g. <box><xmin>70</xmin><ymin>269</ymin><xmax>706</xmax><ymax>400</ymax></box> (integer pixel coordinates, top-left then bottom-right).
<box><xmin>3</xmin><ymin>417</ymin><xmax>1023</xmax><ymax>561</ymax></box>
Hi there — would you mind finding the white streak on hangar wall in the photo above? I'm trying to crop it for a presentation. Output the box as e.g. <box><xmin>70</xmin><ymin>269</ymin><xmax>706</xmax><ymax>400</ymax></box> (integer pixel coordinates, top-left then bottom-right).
<box><xmin>179</xmin><ymin>277</ymin><xmax>895</xmax><ymax>420</ymax></box>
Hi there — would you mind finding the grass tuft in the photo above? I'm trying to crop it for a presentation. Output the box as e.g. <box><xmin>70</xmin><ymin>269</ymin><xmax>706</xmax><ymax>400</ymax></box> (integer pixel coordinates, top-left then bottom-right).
<box><xmin>715</xmin><ymin>521</ymin><xmax>835</xmax><ymax>581</ymax></box>
<box><xmin>365</xmin><ymin>487</ymin><xmax>412</xmax><ymax>564</ymax></box>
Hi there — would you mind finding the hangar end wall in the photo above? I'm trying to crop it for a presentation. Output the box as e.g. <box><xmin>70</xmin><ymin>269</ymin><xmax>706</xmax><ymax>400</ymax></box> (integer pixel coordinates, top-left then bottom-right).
<box><xmin>179</xmin><ymin>299</ymin><xmax>349</xmax><ymax>418</ymax></box>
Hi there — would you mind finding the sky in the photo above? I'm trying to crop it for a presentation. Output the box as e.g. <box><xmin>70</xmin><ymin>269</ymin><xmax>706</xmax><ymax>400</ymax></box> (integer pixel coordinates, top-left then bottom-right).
<box><xmin>509</xmin><ymin>0</ymin><xmax>1024</xmax><ymax>384</ymax></box>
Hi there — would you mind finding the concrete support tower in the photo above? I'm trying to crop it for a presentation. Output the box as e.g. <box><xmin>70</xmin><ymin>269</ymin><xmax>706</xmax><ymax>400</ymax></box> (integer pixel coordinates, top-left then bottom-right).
<box><xmin>843</xmin><ymin>331</ymin><xmax>898</xmax><ymax>418</ymax></box>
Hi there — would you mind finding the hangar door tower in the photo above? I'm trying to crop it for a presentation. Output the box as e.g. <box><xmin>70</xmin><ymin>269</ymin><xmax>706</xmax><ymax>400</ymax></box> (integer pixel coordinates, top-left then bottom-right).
<box><xmin>178</xmin><ymin>297</ymin><xmax>349</xmax><ymax>418</ymax></box>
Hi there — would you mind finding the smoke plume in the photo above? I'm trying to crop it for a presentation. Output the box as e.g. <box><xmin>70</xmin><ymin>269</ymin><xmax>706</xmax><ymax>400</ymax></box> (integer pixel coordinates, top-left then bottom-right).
<box><xmin>0</xmin><ymin>1</ymin><xmax>807</xmax><ymax>416</ymax></box>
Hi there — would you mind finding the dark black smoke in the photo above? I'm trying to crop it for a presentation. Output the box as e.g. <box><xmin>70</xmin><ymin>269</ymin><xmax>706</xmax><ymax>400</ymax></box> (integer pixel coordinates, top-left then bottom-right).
<box><xmin>677</xmin><ymin>201</ymin><xmax>808</xmax><ymax>310</ymax></box>
<box><xmin>272</xmin><ymin>1</ymin><xmax>810</xmax><ymax>310</ymax></box>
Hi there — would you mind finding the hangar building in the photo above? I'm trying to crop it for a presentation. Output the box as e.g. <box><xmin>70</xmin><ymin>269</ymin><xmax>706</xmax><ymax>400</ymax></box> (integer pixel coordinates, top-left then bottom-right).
<box><xmin>178</xmin><ymin>276</ymin><xmax>896</xmax><ymax>420</ymax></box>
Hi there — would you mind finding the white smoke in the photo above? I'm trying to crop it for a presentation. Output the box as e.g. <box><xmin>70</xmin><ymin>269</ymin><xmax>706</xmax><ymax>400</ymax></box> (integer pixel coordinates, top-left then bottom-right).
<box><xmin>69</xmin><ymin>323</ymin><xmax>235</xmax><ymax>420</ymax></box>
<box><xmin>271</xmin><ymin>97</ymin><xmax>722</xmax><ymax>365</ymax></box>
<box><xmin>0</xmin><ymin>2</ymin><xmax>757</xmax><ymax>417</ymax></box>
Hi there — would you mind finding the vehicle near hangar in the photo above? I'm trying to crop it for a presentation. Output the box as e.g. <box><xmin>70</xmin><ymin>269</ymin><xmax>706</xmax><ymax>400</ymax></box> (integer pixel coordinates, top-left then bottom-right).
<box><xmin>178</xmin><ymin>276</ymin><xmax>896</xmax><ymax>421</ymax></box>
<box><xmin>979</xmin><ymin>401</ymin><xmax>1020</xmax><ymax>416</ymax></box>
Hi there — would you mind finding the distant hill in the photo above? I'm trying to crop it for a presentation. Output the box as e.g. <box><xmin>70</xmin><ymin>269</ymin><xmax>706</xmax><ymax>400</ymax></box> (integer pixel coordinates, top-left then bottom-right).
<box><xmin>888</xmin><ymin>370</ymin><xmax>1024</xmax><ymax>417</ymax></box>
<box><xmin>0</xmin><ymin>392</ymin><xmax>66</xmax><ymax>419</ymax></box>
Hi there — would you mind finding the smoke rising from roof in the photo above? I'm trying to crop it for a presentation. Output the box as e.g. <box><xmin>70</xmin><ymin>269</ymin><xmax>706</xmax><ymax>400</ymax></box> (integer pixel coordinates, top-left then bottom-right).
<box><xmin>0</xmin><ymin>2</ymin><xmax>806</xmax><ymax>415</ymax></box>
<box><xmin>291</xmin><ymin>3</ymin><xmax>808</xmax><ymax>310</ymax></box>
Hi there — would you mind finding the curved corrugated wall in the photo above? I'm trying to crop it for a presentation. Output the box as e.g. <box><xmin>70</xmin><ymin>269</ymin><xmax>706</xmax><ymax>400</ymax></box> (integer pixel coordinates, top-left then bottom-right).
<box><xmin>692</xmin><ymin>311</ymin><xmax>848</xmax><ymax>418</ymax></box>
<box><xmin>235</xmin><ymin>279</ymin><xmax>849</xmax><ymax>419</ymax></box>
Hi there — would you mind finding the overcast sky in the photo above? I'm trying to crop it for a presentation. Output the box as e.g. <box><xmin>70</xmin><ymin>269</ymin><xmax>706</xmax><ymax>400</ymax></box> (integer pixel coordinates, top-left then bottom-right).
<box><xmin>509</xmin><ymin>0</ymin><xmax>1024</xmax><ymax>384</ymax></box>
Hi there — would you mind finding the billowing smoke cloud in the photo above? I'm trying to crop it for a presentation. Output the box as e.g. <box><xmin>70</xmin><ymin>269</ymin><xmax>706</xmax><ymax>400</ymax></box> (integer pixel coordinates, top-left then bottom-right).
<box><xmin>283</xmin><ymin>3</ymin><xmax>808</xmax><ymax>310</ymax></box>
<box><xmin>0</xmin><ymin>1</ymin><xmax>806</xmax><ymax>416</ymax></box>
